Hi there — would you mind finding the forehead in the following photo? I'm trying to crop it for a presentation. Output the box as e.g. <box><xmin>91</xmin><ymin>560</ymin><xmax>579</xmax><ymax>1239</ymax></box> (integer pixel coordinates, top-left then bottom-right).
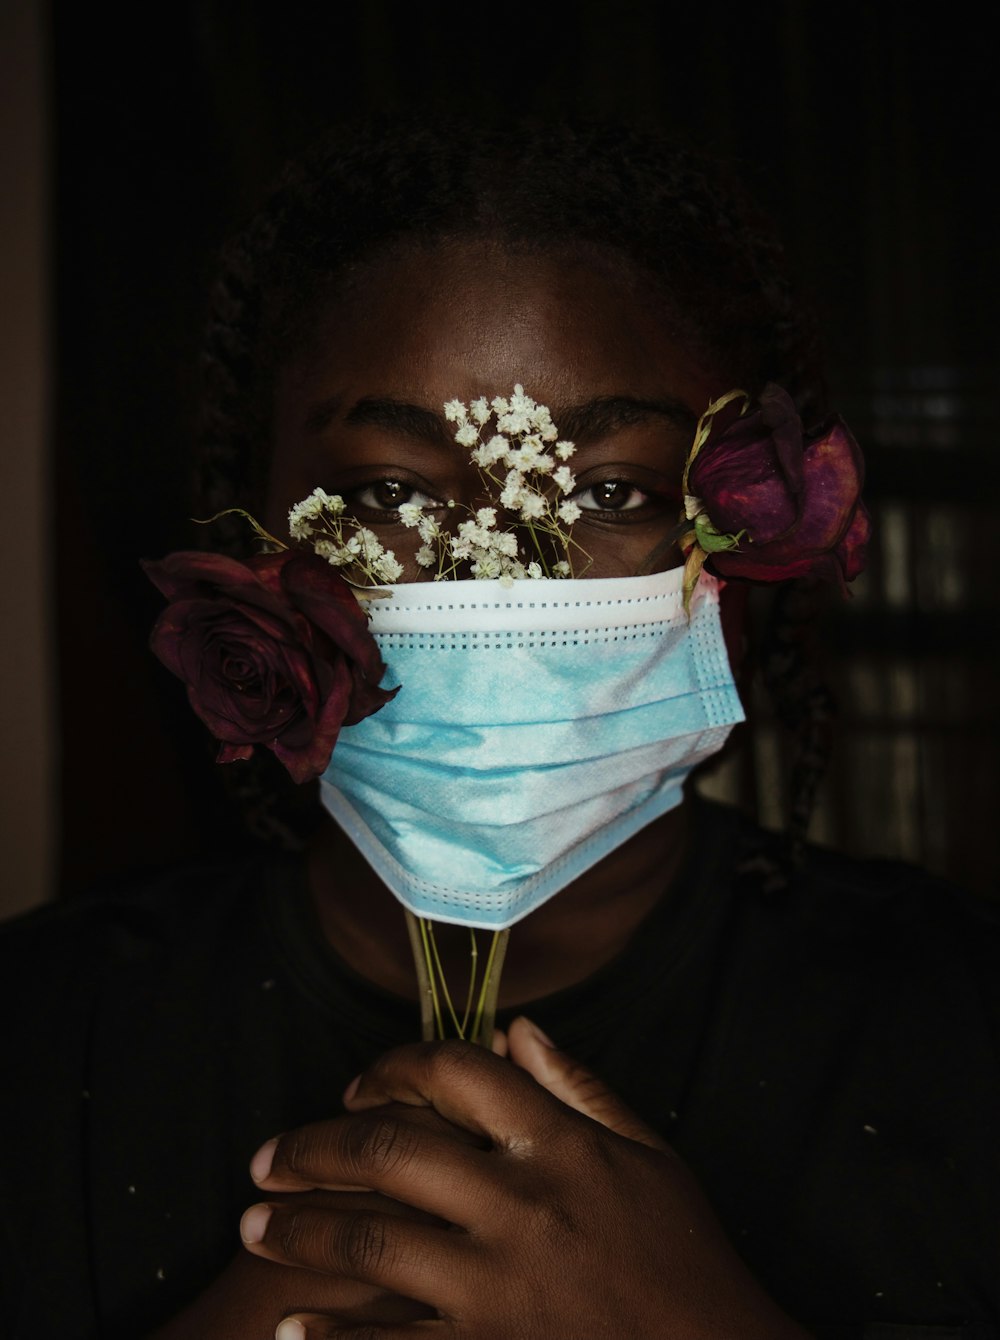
<box><xmin>276</xmin><ymin>240</ymin><xmax>723</xmax><ymax>417</ymax></box>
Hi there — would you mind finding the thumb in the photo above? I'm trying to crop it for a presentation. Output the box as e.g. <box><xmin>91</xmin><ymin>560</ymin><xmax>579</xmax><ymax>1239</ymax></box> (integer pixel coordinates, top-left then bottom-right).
<box><xmin>506</xmin><ymin>1015</ymin><xmax>669</xmax><ymax>1151</ymax></box>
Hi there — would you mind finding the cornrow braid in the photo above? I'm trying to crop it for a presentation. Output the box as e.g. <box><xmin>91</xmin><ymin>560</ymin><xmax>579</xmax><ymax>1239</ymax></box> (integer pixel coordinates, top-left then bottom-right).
<box><xmin>196</xmin><ymin>115</ymin><xmax>833</xmax><ymax>863</ymax></box>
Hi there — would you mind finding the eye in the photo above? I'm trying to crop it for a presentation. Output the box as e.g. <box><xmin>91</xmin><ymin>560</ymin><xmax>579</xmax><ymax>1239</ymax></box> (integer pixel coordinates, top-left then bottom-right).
<box><xmin>348</xmin><ymin>479</ymin><xmax>441</xmax><ymax>512</ymax></box>
<box><xmin>572</xmin><ymin>480</ymin><xmax>650</xmax><ymax>512</ymax></box>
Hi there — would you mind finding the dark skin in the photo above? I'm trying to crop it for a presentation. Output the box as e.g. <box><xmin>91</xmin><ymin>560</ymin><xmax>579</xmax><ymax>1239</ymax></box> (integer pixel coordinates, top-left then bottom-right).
<box><xmin>150</xmin><ymin>241</ymin><xmax>802</xmax><ymax>1339</ymax></box>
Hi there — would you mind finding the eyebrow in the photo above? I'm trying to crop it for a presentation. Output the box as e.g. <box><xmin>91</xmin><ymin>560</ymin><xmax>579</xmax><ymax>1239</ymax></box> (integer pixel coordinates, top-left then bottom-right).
<box><xmin>304</xmin><ymin>395</ymin><xmax>454</xmax><ymax>447</ymax></box>
<box><xmin>303</xmin><ymin>393</ymin><xmax>697</xmax><ymax>443</ymax></box>
<box><xmin>553</xmin><ymin>395</ymin><xmax>697</xmax><ymax>441</ymax></box>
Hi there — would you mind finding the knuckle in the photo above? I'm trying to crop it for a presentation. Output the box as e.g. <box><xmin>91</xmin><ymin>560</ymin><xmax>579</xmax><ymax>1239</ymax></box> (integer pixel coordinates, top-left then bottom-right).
<box><xmin>526</xmin><ymin>1182</ymin><xmax>580</xmax><ymax>1241</ymax></box>
<box><xmin>279</xmin><ymin>1127</ymin><xmax>313</xmax><ymax>1179</ymax></box>
<box><xmin>274</xmin><ymin>1207</ymin><xmax>310</xmax><ymax>1262</ymax></box>
<box><xmin>429</xmin><ymin>1037</ymin><xmax>492</xmax><ymax>1090</ymax></box>
<box><xmin>345</xmin><ymin>1111</ymin><xmax>419</xmax><ymax>1180</ymax></box>
<box><xmin>335</xmin><ymin>1209</ymin><xmax>394</xmax><ymax>1277</ymax></box>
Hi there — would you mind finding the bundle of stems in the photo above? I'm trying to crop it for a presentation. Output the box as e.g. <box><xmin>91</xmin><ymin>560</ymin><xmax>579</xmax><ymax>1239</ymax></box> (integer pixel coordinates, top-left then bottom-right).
<box><xmin>404</xmin><ymin>910</ymin><xmax>510</xmax><ymax>1047</ymax></box>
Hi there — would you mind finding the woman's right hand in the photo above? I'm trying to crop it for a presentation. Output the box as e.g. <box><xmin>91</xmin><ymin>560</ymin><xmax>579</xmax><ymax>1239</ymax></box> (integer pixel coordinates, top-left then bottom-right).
<box><xmin>146</xmin><ymin>1200</ymin><xmax>434</xmax><ymax>1334</ymax></box>
<box><xmin>146</xmin><ymin>1190</ymin><xmax>437</xmax><ymax>1339</ymax></box>
<box><xmin>145</xmin><ymin>1101</ymin><xmax>485</xmax><ymax>1339</ymax></box>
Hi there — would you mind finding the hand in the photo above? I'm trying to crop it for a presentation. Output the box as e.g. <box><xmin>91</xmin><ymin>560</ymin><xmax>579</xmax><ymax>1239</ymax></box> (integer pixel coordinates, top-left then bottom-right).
<box><xmin>242</xmin><ymin>1021</ymin><xmax>812</xmax><ymax>1339</ymax></box>
<box><xmin>147</xmin><ymin>1204</ymin><xmax>433</xmax><ymax>1340</ymax></box>
<box><xmin>147</xmin><ymin>1106</ymin><xmax>484</xmax><ymax>1339</ymax></box>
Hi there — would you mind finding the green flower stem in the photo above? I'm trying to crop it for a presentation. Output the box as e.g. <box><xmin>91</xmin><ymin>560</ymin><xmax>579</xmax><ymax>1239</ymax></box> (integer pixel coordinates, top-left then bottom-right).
<box><xmin>425</xmin><ymin>920</ymin><xmax>464</xmax><ymax>1036</ymax></box>
<box><xmin>460</xmin><ymin>927</ymin><xmax>479</xmax><ymax>1036</ymax></box>
<box><xmin>404</xmin><ymin>909</ymin><xmax>510</xmax><ymax>1048</ymax></box>
<box><xmin>405</xmin><ymin>908</ymin><xmax>437</xmax><ymax>1039</ymax></box>
<box><xmin>470</xmin><ymin>928</ymin><xmax>510</xmax><ymax>1048</ymax></box>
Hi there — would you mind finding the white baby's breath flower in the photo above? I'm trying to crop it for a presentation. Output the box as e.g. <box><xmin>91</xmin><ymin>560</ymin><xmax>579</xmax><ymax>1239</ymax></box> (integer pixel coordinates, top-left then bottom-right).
<box><xmin>289</xmin><ymin>487</ymin><xmax>342</xmax><ymax>537</ymax></box>
<box><xmin>552</xmin><ymin>560</ymin><xmax>571</xmax><ymax>577</ymax></box>
<box><xmin>312</xmin><ymin>539</ymin><xmax>339</xmax><ymax>562</ymax></box>
<box><xmin>498</xmin><ymin>406</ymin><xmax>531</xmax><ymax>436</ymax></box>
<box><xmin>471</xmin><ymin>553</ymin><xmax>502</xmax><ymax>579</ymax></box>
<box><xmin>526</xmin><ymin>562</ymin><xmax>543</xmax><ymax>580</ymax></box>
<box><xmin>432</xmin><ymin>385</ymin><xmax>587</xmax><ymax>579</ymax></box>
<box><xmin>288</xmin><ymin>515</ymin><xmax>315</xmax><ymax>540</ymax></box>
<box><xmin>417</xmin><ymin>514</ymin><xmax>441</xmax><ymax>543</ymax></box>
<box><xmin>480</xmin><ymin>434</ymin><xmax>510</xmax><ymax>466</ymax></box>
<box><xmin>397</xmin><ymin>502</ymin><xmax>425</xmax><ymax>528</ymax></box>
<box><xmin>499</xmin><ymin>469</ymin><xmax>526</xmax><ymax>511</ymax></box>
<box><xmin>377</xmin><ymin>552</ymin><xmax>403</xmax><ymax>582</ymax></box>
<box><xmin>517</xmin><ymin>490</ymin><xmax>547</xmax><ymax>521</ymax></box>
<box><xmin>512</xmin><ymin>437</ymin><xmax>547</xmax><ymax>471</ymax></box>
<box><xmin>357</xmin><ymin>527</ymin><xmax>382</xmax><ymax>559</ymax></box>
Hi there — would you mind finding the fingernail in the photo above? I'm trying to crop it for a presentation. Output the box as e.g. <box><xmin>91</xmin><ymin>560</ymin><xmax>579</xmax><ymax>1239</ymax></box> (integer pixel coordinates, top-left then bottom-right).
<box><xmin>240</xmin><ymin>1203</ymin><xmax>272</xmax><ymax>1245</ymax></box>
<box><xmin>276</xmin><ymin>1321</ymin><xmax>306</xmax><ymax>1340</ymax></box>
<box><xmin>343</xmin><ymin>1073</ymin><xmax>361</xmax><ymax>1103</ymax></box>
<box><xmin>250</xmin><ymin>1136</ymin><xmax>278</xmax><ymax>1184</ymax></box>
<box><xmin>521</xmin><ymin>1016</ymin><xmax>557</xmax><ymax>1048</ymax></box>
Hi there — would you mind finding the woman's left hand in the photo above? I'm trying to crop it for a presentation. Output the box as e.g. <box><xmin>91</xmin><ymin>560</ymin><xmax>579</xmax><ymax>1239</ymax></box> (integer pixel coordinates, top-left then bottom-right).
<box><xmin>243</xmin><ymin>1020</ymin><xmax>811</xmax><ymax>1339</ymax></box>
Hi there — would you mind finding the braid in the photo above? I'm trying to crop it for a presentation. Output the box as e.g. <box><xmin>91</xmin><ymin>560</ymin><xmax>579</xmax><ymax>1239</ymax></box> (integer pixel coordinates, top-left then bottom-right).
<box><xmin>196</xmin><ymin>116</ymin><xmax>831</xmax><ymax>857</ymax></box>
<box><xmin>736</xmin><ymin>580</ymin><xmax>837</xmax><ymax>898</ymax></box>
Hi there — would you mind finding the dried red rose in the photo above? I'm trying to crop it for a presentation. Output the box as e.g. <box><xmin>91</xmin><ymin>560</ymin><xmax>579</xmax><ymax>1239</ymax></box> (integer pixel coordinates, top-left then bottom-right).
<box><xmin>681</xmin><ymin>384</ymin><xmax>871</xmax><ymax>599</ymax></box>
<box><xmin>142</xmin><ymin>549</ymin><xmax>397</xmax><ymax>783</ymax></box>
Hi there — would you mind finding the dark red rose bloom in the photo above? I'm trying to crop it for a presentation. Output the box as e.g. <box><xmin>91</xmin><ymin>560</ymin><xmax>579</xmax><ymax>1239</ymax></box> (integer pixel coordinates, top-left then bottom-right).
<box><xmin>142</xmin><ymin>549</ymin><xmax>397</xmax><ymax>783</ymax></box>
<box><xmin>685</xmin><ymin>384</ymin><xmax>871</xmax><ymax>587</ymax></box>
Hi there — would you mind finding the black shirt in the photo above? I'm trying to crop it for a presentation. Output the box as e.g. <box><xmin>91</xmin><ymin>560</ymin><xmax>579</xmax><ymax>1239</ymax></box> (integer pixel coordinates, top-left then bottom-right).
<box><xmin>2</xmin><ymin>802</ymin><xmax>997</xmax><ymax>1338</ymax></box>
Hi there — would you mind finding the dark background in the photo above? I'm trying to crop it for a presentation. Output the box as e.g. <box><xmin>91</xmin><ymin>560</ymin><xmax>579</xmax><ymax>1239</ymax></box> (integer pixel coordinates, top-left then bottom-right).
<box><xmin>51</xmin><ymin>0</ymin><xmax>999</xmax><ymax>895</ymax></box>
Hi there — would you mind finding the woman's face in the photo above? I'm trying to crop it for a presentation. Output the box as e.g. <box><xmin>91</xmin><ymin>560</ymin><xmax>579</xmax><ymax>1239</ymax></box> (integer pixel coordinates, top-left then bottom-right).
<box><xmin>266</xmin><ymin>241</ymin><xmax>725</xmax><ymax>579</ymax></box>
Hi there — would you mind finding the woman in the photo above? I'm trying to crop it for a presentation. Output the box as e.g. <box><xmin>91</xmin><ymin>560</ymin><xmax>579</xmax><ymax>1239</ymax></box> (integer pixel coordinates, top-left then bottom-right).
<box><xmin>2</xmin><ymin>121</ymin><xmax>996</xmax><ymax>1339</ymax></box>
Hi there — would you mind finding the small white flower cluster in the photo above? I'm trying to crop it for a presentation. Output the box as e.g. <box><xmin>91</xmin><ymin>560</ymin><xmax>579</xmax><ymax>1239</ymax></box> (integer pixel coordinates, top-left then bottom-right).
<box><xmin>286</xmin><ymin>387</ymin><xmax>586</xmax><ymax>586</ymax></box>
<box><xmin>288</xmin><ymin>487</ymin><xmax>404</xmax><ymax>584</ymax></box>
<box><xmin>413</xmin><ymin>385</ymin><xmax>583</xmax><ymax>582</ymax></box>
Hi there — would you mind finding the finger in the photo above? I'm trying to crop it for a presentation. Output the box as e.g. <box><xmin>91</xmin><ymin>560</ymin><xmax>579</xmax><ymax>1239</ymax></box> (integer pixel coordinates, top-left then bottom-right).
<box><xmin>490</xmin><ymin>1027</ymin><xmax>509</xmax><ymax>1058</ymax></box>
<box><xmin>252</xmin><ymin>1106</ymin><xmax>500</xmax><ymax>1225</ymax></box>
<box><xmin>344</xmin><ymin>1039</ymin><xmax>573</xmax><ymax>1152</ymax></box>
<box><xmin>241</xmin><ymin>1198</ymin><xmax>470</xmax><ymax>1314</ymax></box>
<box><xmin>267</xmin><ymin>1189</ymin><xmax>445</xmax><ymax>1229</ymax></box>
<box><xmin>278</xmin><ymin>1317</ymin><xmax>445</xmax><ymax>1339</ymax></box>
<box><xmin>252</xmin><ymin>1102</ymin><xmax>489</xmax><ymax>1190</ymax></box>
<box><xmin>506</xmin><ymin>1016</ymin><xmax>670</xmax><ymax>1151</ymax></box>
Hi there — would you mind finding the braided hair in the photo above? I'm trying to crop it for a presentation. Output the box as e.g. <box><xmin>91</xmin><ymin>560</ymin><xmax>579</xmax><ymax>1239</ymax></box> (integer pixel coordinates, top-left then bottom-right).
<box><xmin>198</xmin><ymin>116</ymin><xmax>831</xmax><ymax>870</ymax></box>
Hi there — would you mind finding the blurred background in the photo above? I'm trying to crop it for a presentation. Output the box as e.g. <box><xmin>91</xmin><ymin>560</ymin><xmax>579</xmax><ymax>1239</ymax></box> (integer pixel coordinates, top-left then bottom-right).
<box><xmin>2</xmin><ymin>0</ymin><xmax>997</xmax><ymax>918</ymax></box>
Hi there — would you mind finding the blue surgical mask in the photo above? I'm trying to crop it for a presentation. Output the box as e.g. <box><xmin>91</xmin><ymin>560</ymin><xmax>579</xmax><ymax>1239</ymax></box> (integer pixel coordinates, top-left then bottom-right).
<box><xmin>319</xmin><ymin>567</ymin><xmax>744</xmax><ymax>930</ymax></box>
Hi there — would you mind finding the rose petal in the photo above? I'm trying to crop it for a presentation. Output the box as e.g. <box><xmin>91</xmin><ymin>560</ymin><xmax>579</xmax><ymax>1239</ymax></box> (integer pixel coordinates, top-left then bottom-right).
<box><xmin>217</xmin><ymin>742</ymin><xmax>254</xmax><ymax>765</ymax></box>
<box><xmin>835</xmin><ymin>498</ymin><xmax>872</xmax><ymax>583</ymax></box>
<box><xmin>144</xmin><ymin>544</ymin><xmax>396</xmax><ymax>783</ymax></box>
<box><xmin>691</xmin><ymin>394</ymin><xmax>868</xmax><ymax>589</ymax></box>
<box><xmin>271</xmin><ymin>656</ymin><xmax>353</xmax><ymax>783</ymax></box>
<box><xmin>689</xmin><ymin>387</ymin><xmax>804</xmax><ymax>544</ymax></box>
